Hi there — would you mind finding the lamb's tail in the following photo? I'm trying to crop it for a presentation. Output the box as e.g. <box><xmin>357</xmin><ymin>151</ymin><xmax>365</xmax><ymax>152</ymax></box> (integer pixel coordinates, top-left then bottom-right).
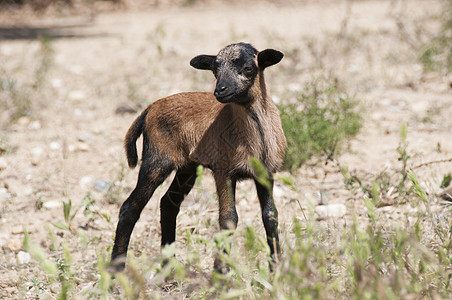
<box><xmin>124</xmin><ymin>109</ymin><xmax>148</xmax><ymax>168</ymax></box>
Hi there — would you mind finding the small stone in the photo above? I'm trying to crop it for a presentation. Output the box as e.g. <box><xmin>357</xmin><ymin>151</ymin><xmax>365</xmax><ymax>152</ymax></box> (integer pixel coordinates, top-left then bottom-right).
<box><xmin>69</xmin><ymin>143</ymin><xmax>90</xmax><ymax>153</ymax></box>
<box><xmin>16</xmin><ymin>116</ymin><xmax>31</xmax><ymax>127</ymax></box>
<box><xmin>69</xmin><ymin>90</ymin><xmax>86</xmax><ymax>101</ymax></box>
<box><xmin>78</xmin><ymin>134</ymin><xmax>92</xmax><ymax>143</ymax></box>
<box><xmin>0</xmin><ymin>157</ymin><xmax>7</xmax><ymax>170</ymax></box>
<box><xmin>17</xmin><ymin>251</ymin><xmax>31</xmax><ymax>264</ymax></box>
<box><xmin>50</xmin><ymin>141</ymin><xmax>61</xmax><ymax>150</ymax></box>
<box><xmin>94</xmin><ymin>180</ymin><xmax>111</xmax><ymax>193</ymax></box>
<box><xmin>28</xmin><ymin>120</ymin><xmax>41</xmax><ymax>130</ymax></box>
<box><xmin>314</xmin><ymin>203</ymin><xmax>346</xmax><ymax>219</ymax></box>
<box><xmin>0</xmin><ymin>188</ymin><xmax>11</xmax><ymax>201</ymax></box>
<box><xmin>74</xmin><ymin>108</ymin><xmax>83</xmax><ymax>116</ymax></box>
<box><xmin>80</xmin><ymin>176</ymin><xmax>94</xmax><ymax>189</ymax></box>
<box><xmin>52</xmin><ymin>78</ymin><xmax>62</xmax><ymax>88</ymax></box>
<box><xmin>77</xmin><ymin>143</ymin><xmax>90</xmax><ymax>152</ymax></box>
<box><xmin>23</xmin><ymin>186</ymin><xmax>33</xmax><ymax>196</ymax></box>
<box><xmin>7</xmin><ymin>239</ymin><xmax>21</xmax><ymax>252</ymax></box>
<box><xmin>43</xmin><ymin>200</ymin><xmax>62</xmax><ymax>209</ymax></box>
<box><xmin>31</xmin><ymin>147</ymin><xmax>45</xmax><ymax>166</ymax></box>
<box><xmin>12</xmin><ymin>226</ymin><xmax>24</xmax><ymax>235</ymax></box>
<box><xmin>31</xmin><ymin>147</ymin><xmax>44</xmax><ymax>159</ymax></box>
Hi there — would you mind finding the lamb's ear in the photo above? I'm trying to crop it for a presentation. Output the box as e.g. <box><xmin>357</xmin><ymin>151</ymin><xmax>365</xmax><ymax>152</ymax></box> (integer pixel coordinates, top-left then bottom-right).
<box><xmin>190</xmin><ymin>55</ymin><xmax>216</xmax><ymax>70</ymax></box>
<box><xmin>257</xmin><ymin>49</ymin><xmax>284</xmax><ymax>70</ymax></box>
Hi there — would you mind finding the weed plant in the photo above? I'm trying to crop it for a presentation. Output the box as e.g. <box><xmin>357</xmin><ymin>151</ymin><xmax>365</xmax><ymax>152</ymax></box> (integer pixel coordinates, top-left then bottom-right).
<box><xmin>0</xmin><ymin>37</ymin><xmax>54</xmax><ymax>126</ymax></box>
<box><xmin>22</xmin><ymin>182</ymin><xmax>452</xmax><ymax>299</ymax></box>
<box><xmin>279</xmin><ymin>76</ymin><xmax>362</xmax><ymax>172</ymax></box>
<box><xmin>419</xmin><ymin>1</ymin><xmax>452</xmax><ymax>72</ymax></box>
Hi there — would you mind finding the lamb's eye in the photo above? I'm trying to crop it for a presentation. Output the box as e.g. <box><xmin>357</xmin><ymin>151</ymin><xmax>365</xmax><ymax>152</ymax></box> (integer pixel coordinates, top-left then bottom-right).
<box><xmin>242</xmin><ymin>66</ymin><xmax>253</xmax><ymax>75</ymax></box>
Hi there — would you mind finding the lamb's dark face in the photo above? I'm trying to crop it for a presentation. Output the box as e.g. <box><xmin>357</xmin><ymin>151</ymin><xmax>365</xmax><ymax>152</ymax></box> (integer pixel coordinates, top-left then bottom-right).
<box><xmin>211</xmin><ymin>44</ymin><xmax>258</xmax><ymax>103</ymax></box>
<box><xmin>190</xmin><ymin>43</ymin><xmax>283</xmax><ymax>104</ymax></box>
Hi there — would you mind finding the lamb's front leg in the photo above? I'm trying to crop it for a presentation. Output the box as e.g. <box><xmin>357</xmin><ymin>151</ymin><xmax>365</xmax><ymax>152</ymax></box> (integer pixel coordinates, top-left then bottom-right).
<box><xmin>213</xmin><ymin>174</ymin><xmax>237</xmax><ymax>273</ymax></box>
<box><xmin>255</xmin><ymin>177</ymin><xmax>280</xmax><ymax>265</ymax></box>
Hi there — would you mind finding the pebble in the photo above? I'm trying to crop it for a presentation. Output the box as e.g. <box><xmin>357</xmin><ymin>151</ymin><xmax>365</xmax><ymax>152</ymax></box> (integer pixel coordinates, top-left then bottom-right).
<box><xmin>17</xmin><ymin>251</ymin><xmax>31</xmax><ymax>264</ymax></box>
<box><xmin>94</xmin><ymin>180</ymin><xmax>111</xmax><ymax>193</ymax></box>
<box><xmin>43</xmin><ymin>200</ymin><xmax>62</xmax><ymax>209</ymax></box>
<box><xmin>51</xmin><ymin>78</ymin><xmax>62</xmax><ymax>88</ymax></box>
<box><xmin>31</xmin><ymin>147</ymin><xmax>45</xmax><ymax>165</ymax></box>
<box><xmin>28</xmin><ymin>121</ymin><xmax>41</xmax><ymax>130</ymax></box>
<box><xmin>68</xmin><ymin>143</ymin><xmax>90</xmax><ymax>153</ymax></box>
<box><xmin>80</xmin><ymin>176</ymin><xmax>95</xmax><ymax>189</ymax></box>
<box><xmin>314</xmin><ymin>203</ymin><xmax>346</xmax><ymax>219</ymax></box>
<box><xmin>50</xmin><ymin>141</ymin><xmax>61</xmax><ymax>150</ymax></box>
<box><xmin>7</xmin><ymin>239</ymin><xmax>21</xmax><ymax>252</ymax></box>
<box><xmin>16</xmin><ymin>116</ymin><xmax>31</xmax><ymax>127</ymax></box>
<box><xmin>0</xmin><ymin>188</ymin><xmax>11</xmax><ymax>201</ymax></box>
<box><xmin>78</xmin><ymin>133</ymin><xmax>92</xmax><ymax>143</ymax></box>
<box><xmin>0</xmin><ymin>157</ymin><xmax>7</xmax><ymax>170</ymax></box>
<box><xmin>77</xmin><ymin>143</ymin><xmax>90</xmax><ymax>152</ymax></box>
<box><xmin>69</xmin><ymin>90</ymin><xmax>86</xmax><ymax>101</ymax></box>
<box><xmin>11</xmin><ymin>226</ymin><xmax>24</xmax><ymax>235</ymax></box>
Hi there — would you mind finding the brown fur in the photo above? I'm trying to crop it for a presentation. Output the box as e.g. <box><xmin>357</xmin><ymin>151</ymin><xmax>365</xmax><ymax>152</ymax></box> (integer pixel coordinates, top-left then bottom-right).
<box><xmin>127</xmin><ymin>88</ymin><xmax>286</xmax><ymax>178</ymax></box>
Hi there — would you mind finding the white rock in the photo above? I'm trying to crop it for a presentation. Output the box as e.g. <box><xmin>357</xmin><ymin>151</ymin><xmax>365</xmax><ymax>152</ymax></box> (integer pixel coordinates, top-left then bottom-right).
<box><xmin>16</xmin><ymin>116</ymin><xmax>31</xmax><ymax>127</ymax></box>
<box><xmin>80</xmin><ymin>176</ymin><xmax>94</xmax><ymax>189</ymax></box>
<box><xmin>28</xmin><ymin>121</ymin><xmax>41</xmax><ymax>130</ymax></box>
<box><xmin>43</xmin><ymin>200</ymin><xmax>62</xmax><ymax>209</ymax></box>
<box><xmin>74</xmin><ymin>108</ymin><xmax>83</xmax><ymax>116</ymax></box>
<box><xmin>52</xmin><ymin>78</ymin><xmax>62</xmax><ymax>88</ymax></box>
<box><xmin>78</xmin><ymin>134</ymin><xmax>92</xmax><ymax>143</ymax></box>
<box><xmin>314</xmin><ymin>203</ymin><xmax>346</xmax><ymax>219</ymax></box>
<box><xmin>68</xmin><ymin>143</ymin><xmax>90</xmax><ymax>152</ymax></box>
<box><xmin>31</xmin><ymin>147</ymin><xmax>44</xmax><ymax>159</ymax></box>
<box><xmin>23</xmin><ymin>186</ymin><xmax>33</xmax><ymax>196</ymax></box>
<box><xmin>69</xmin><ymin>90</ymin><xmax>86</xmax><ymax>101</ymax></box>
<box><xmin>0</xmin><ymin>188</ymin><xmax>11</xmax><ymax>201</ymax></box>
<box><xmin>31</xmin><ymin>147</ymin><xmax>45</xmax><ymax>166</ymax></box>
<box><xmin>94</xmin><ymin>180</ymin><xmax>111</xmax><ymax>193</ymax></box>
<box><xmin>0</xmin><ymin>157</ymin><xmax>7</xmax><ymax>170</ymax></box>
<box><xmin>77</xmin><ymin>143</ymin><xmax>90</xmax><ymax>152</ymax></box>
<box><xmin>17</xmin><ymin>251</ymin><xmax>31</xmax><ymax>264</ymax></box>
<box><xmin>50</xmin><ymin>141</ymin><xmax>61</xmax><ymax>150</ymax></box>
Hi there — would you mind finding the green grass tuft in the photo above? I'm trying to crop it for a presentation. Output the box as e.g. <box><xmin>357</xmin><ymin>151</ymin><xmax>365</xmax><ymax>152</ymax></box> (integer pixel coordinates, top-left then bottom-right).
<box><xmin>279</xmin><ymin>76</ymin><xmax>363</xmax><ymax>172</ymax></box>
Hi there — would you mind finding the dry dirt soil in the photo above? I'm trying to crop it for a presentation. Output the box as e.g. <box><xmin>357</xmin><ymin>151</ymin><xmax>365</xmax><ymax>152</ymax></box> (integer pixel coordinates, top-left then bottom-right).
<box><xmin>0</xmin><ymin>0</ymin><xmax>451</xmax><ymax>297</ymax></box>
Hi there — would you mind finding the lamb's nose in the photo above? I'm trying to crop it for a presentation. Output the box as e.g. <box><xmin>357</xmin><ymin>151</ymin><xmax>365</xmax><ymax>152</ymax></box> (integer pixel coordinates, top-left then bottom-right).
<box><xmin>214</xmin><ymin>85</ymin><xmax>228</xmax><ymax>97</ymax></box>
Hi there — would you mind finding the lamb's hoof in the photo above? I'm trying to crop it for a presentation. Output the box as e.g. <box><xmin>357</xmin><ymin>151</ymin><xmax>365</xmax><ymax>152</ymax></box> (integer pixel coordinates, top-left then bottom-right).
<box><xmin>107</xmin><ymin>257</ymin><xmax>126</xmax><ymax>273</ymax></box>
<box><xmin>213</xmin><ymin>257</ymin><xmax>230</xmax><ymax>274</ymax></box>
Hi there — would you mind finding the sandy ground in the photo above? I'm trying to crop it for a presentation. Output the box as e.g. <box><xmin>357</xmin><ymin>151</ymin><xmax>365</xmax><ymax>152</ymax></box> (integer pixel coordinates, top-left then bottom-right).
<box><xmin>0</xmin><ymin>0</ymin><xmax>451</xmax><ymax>297</ymax></box>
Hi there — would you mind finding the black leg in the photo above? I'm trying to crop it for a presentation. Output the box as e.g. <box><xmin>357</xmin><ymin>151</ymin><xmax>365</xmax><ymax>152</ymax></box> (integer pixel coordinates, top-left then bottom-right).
<box><xmin>110</xmin><ymin>161</ymin><xmax>173</xmax><ymax>271</ymax></box>
<box><xmin>255</xmin><ymin>177</ymin><xmax>280</xmax><ymax>263</ymax></box>
<box><xmin>160</xmin><ymin>164</ymin><xmax>198</xmax><ymax>247</ymax></box>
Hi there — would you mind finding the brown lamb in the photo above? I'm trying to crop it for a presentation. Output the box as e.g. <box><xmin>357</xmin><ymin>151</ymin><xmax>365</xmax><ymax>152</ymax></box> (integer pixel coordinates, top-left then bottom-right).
<box><xmin>110</xmin><ymin>42</ymin><xmax>287</xmax><ymax>272</ymax></box>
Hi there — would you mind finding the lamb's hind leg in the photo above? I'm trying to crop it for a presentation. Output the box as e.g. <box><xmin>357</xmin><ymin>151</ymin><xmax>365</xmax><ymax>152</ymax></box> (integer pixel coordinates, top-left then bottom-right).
<box><xmin>110</xmin><ymin>160</ymin><xmax>173</xmax><ymax>271</ymax></box>
<box><xmin>160</xmin><ymin>163</ymin><xmax>198</xmax><ymax>247</ymax></box>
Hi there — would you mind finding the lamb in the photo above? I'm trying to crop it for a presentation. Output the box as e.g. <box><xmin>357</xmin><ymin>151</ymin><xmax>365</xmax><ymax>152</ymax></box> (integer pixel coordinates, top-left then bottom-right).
<box><xmin>110</xmin><ymin>42</ymin><xmax>287</xmax><ymax>272</ymax></box>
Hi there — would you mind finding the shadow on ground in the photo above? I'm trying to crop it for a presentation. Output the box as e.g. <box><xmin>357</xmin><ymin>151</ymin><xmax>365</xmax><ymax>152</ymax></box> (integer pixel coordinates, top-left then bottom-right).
<box><xmin>0</xmin><ymin>24</ymin><xmax>110</xmax><ymax>40</ymax></box>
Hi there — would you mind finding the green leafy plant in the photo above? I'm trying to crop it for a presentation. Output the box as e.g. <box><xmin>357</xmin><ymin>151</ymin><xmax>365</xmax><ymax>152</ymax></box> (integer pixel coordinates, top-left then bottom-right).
<box><xmin>279</xmin><ymin>76</ymin><xmax>362</xmax><ymax>172</ymax></box>
<box><xmin>54</xmin><ymin>199</ymin><xmax>78</xmax><ymax>233</ymax></box>
<box><xmin>440</xmin><ymin>173</ymin><xmax>452</xmax><ymax>189</ymax></box>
